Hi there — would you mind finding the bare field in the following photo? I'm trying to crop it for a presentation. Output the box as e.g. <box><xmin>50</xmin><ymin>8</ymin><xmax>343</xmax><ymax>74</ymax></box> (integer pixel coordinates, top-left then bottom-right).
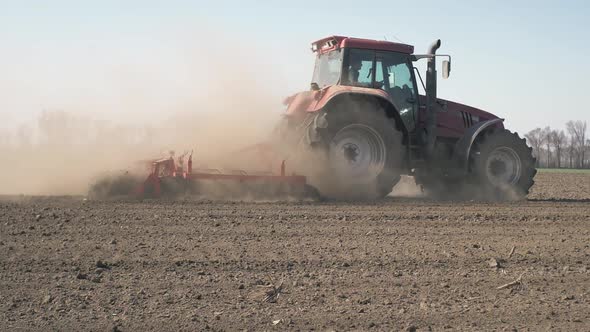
<box><xmin>1</xmin><ymin>172</ymin><xmax>589</xmax><ymax>331</ymax></box>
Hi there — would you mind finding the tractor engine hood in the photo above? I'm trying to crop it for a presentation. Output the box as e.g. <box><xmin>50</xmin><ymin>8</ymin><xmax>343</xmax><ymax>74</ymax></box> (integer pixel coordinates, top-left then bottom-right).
<box><xmin>418</xmin><ymin>94</ymin><xmax>503</xmax><ymax>138</ymax></box>
<box><xmin>440</xmin><ymin>98</ymin><xmax>500</xmax><ymax>121</ymax></box>
<box><xmin>417</xmin><ymin>94</ymin><xmax>499</xmax><ymax>121</ymax></box>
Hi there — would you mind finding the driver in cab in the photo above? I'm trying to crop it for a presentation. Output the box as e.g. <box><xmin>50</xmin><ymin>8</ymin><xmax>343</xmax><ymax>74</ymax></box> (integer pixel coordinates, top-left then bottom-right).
<box><xmin>346</xmin><ymin>58</ymin><xmax>363</xmax><ymax>86</ymax></box>
<box><xmin>345</xmin><ymin>57</ymin><xmax>382</xmax><ymax>89</ymax></box>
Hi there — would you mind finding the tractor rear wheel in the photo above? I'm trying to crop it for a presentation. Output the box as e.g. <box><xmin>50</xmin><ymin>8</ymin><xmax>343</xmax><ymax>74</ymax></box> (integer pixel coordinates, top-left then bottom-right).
<box><xmin>470</xmin><ymin>129</ymin><xmax>536</xmax><ymax>200</ymax></box>
<box><xmin>313</xmin><ymin>105</ymin><xmax>404</xmax><ymax>200</ymax></box>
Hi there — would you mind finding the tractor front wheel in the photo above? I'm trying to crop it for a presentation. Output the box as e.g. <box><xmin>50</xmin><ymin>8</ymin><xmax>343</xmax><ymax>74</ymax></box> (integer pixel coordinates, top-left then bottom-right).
<box><xmin>470</xmin><ymin>129</ymin><xmax>536</xmax><ymax>200</ymax></box>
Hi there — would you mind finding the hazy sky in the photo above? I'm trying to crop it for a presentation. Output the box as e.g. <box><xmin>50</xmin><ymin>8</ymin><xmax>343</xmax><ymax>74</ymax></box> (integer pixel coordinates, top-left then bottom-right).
<box><xmin>1</xmin><ymin>0</ymin><xmax>589</xmax><ymax>134</ymax></box>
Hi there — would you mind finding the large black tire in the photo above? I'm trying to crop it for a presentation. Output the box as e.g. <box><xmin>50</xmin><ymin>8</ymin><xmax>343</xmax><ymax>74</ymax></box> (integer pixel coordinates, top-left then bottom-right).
<box><xmin>469</xmin><ymin>129</ymin><xmax>536</xmax><ymax>200</ymax></box>
<box><xmin>311</xmin><ymin>102</ymin><xmax>404</xmax><ymax>200</ymax></box>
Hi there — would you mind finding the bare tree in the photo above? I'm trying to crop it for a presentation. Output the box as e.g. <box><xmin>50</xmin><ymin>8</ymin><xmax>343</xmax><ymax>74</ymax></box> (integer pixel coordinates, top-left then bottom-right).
<box><xmin>525</xmin><ymin>128</ymin><xmax>545</xmax><ymax>167</ymax></box>
<box><xmin>566</xmin><ymin>120</ymin><xmax>587</xmax><ymax>168</ymax></box>
<box><xmin>567</xmin><ymin>136</ymin><xmax>575</xmax><ymax>168</ymax></box>
<box><xmin>542</xmin><ymin>126</ymin><xmax>552</xmax><ymax>167</ymax></box>
<box><xmin>550</xmin><ymin>130</ymin><xmax>567</xmax><ymax>168</ymax></box>
<box><xmin>583</xmin><ymin>123</ymin><xmax>588</xmax><ymax>168</ymax></box>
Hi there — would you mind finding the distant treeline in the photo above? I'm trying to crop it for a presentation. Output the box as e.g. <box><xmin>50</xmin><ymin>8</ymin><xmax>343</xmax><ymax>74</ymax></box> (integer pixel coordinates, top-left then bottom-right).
<box><xmin>525</xmin><ymin>120</ymin><xmax>588</xmax><ymax>169</ymax></box>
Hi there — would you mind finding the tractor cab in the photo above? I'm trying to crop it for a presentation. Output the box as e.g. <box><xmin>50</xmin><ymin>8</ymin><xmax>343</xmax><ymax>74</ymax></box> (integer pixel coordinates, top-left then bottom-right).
<box><xmin>310</xmin><ymin>36</ymin><xmax>449</xmax><ymax>135</ymax></box>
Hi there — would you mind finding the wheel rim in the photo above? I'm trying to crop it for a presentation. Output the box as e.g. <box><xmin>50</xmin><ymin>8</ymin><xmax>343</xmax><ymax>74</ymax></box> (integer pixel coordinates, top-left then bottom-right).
<box><xmin>485</xmin><ymin>147</ymin><xmax>522</xmax><ymax>186</ymax></box>
<box><xmin>329</xmin><ymin>124</ymin><xmax>386</xmax><ymax>183</ymax></box>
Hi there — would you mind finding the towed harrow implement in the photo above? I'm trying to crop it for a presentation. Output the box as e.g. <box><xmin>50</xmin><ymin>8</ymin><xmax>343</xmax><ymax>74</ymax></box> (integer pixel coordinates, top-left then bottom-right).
<box><xmin>134</xmin><ymin>146</ymin><xmax>316</xmax><ymax>200</ymax></box>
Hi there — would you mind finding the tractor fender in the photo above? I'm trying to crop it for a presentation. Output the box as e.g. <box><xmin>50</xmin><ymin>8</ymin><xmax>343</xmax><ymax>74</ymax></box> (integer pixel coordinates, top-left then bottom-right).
<box><xmin>285</xmin><ymin>86</ymin><xmax>409</xmax><ymax>147</ymax></box>
<box><xmin>452</xmin><ymin>118</ymin><xmax>505</xmax><ymax>170</ymax></box>
<box><xmin>303</xmin><ymin>90</ymin><xmax>409</xmax><ymax>144</ymax></box>
<box><xmin>314</xmin><ymin>86</ymin><xmax>392</xmax><ymax>113</ymax></box>
<box><xmin>286</xmin><ymin>85</ymin><xmax>392</xmax><ymax>116</ymax></box>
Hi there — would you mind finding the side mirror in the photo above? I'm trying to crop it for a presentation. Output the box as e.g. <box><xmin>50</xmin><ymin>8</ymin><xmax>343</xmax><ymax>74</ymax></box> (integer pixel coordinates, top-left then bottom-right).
<box><xmin>442</xmin><ymin>60</ymin><xmax>451</xmax><ymax>79</ymax></box>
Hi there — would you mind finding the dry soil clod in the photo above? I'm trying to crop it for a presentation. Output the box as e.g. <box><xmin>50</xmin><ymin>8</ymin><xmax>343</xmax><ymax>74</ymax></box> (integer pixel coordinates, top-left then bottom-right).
<box><xmin>261</xmin><ymin>280</ymin><xmax>284</xmax><ymax>303</ymax></box>
<box><xmin>488</xmin><ymin>258</ymin><xmax>504</xmax><ymax>269</ymax></box>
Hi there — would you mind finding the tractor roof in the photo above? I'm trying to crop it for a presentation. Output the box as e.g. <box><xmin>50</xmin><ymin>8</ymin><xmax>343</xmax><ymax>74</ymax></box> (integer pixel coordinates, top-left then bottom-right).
<box><xmin>312</xmin><ymin>36</ymin><xmax>414</xmax><ymax>54</ymax></box>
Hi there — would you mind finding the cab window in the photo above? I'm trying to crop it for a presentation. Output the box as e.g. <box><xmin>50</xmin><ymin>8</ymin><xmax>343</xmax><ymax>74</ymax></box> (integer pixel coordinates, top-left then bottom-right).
<box><xmin>342</xmin><ymin>49</ymin><xmax>374</xmax><ymax>87</ymax></box>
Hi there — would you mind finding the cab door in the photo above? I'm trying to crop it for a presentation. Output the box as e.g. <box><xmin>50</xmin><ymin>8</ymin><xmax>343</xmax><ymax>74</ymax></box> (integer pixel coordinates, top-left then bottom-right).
<box><xmin>375</xmin><ymin>52</ymin><xmax>418</xmax><ymax>132</ymax></box>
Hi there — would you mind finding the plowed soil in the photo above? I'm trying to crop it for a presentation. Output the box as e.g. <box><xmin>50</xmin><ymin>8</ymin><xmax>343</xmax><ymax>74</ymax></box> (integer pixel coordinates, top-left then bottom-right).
<box><xmin>1</xmin><ymin>172</ymin><xmax>589</xmax><ymax>331</ymax></box>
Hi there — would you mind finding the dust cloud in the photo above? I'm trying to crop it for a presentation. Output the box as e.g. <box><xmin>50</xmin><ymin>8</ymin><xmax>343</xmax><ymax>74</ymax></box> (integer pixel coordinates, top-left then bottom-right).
<box><xmin>0</xmin><ymin>36</ymin><xmax>288</xmax><ymax>196</ymax></box>
<box><xmin>389</xmin><ymin>176</ymin><xmax>423</xmax><ymax>198</ymax></box>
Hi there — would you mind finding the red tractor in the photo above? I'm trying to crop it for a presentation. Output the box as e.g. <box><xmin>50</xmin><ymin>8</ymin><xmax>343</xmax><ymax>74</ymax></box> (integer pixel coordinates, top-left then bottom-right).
<box><xmin>277</xmin><ymin>36</ymin><xmax>536</xmax><ymax>200</ymax></box>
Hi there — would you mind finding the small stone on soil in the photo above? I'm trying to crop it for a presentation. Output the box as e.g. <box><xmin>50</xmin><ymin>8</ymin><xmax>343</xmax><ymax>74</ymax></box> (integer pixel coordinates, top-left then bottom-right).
<box><xmin>42</xmin><ymin>295</ymin><xmax>53</xmax><ymax>304</ymax></box>
<box><xmin>488</xmin><ymin>258</ymin><xmax>503</xmax><ymax>268</ymax></box>
<box><xmin>96</xmin><ymin>260</ymin><xmax>111</xmax><ymax>269</ymax></box>
<box><xmin>358</xmin><ymin>298</ymin><xmax>371</xmax><ymax>305</ymax></box>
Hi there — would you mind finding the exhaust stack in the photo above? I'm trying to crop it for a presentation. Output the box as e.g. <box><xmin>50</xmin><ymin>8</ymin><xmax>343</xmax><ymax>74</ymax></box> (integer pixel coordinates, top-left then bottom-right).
<box><xmin>425</xmin><ymin>39</ymin><xmax>441</xmax><ymax>158</ymax></box>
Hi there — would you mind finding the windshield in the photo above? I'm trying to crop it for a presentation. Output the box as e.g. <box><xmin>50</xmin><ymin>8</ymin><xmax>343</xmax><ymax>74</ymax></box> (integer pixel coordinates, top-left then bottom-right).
<box><xmin>311</xmin><ymin>49</ymin><xmax>342</xmax><ymax>88</ymax></box>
